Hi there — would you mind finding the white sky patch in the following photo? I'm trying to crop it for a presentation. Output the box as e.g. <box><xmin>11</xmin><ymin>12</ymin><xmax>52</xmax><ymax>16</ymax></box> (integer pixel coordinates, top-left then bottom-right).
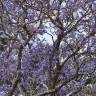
<box><xmin>38</xmin><ymin>33</ymin><xmax>55</xmax><ymax>44</ymax></box>
<box><xmin>38</xmin><ymin>19</ymin><xmax>57</xmax><ymax>44</ymax></box>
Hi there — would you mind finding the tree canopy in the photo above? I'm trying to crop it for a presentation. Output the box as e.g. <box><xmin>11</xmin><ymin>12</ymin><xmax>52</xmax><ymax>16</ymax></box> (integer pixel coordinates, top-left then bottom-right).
<box><xmin>0</xmin><ymin>0</ymin><xmax>96</xmax><ymax>96</ymax></box>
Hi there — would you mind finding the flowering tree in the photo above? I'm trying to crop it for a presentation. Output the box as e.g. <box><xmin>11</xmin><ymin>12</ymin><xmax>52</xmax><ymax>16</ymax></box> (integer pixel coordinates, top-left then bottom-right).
<box><xmin>0</xmin><ymin>0</ymin><xmax>96</xmax><ymax>96</ymax></box>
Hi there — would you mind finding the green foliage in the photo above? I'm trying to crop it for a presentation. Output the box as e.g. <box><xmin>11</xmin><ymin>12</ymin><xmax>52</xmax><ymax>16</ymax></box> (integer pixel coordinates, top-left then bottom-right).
<box><xmin>0</xmin><ymin>34</ymin><xmax>9</xmax><ymax>51</ymax></box>
<box><xmin>86</xmin><ymin>78</ymin><xmax>96</xmax><ymax>85</ymax></box>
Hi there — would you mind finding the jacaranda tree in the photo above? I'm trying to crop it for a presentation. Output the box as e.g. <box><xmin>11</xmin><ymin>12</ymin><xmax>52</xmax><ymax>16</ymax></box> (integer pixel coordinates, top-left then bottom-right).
<box><xmin>0</xmin><ymin>0</ymin><xmax>96</xmax><ymax>96</ymax></box>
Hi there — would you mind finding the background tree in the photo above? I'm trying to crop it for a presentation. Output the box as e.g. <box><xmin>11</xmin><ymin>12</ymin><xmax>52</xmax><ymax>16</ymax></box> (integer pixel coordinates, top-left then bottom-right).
<box><xmin>0</xmin><ymin>0</ymin><xmax>96</xmax><ymax>96</ymax></box>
